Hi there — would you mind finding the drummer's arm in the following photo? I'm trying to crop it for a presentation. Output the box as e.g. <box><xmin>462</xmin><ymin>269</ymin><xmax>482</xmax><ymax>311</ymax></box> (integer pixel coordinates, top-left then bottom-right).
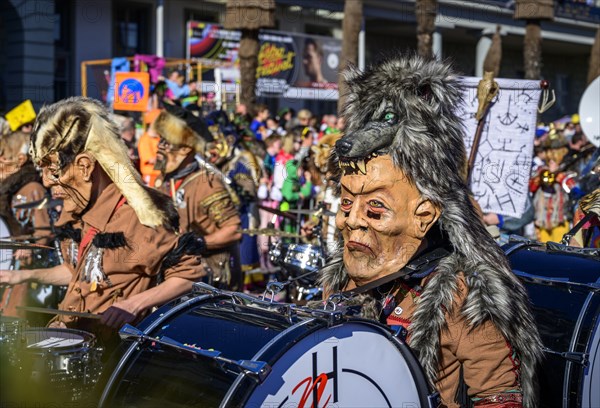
<box><xmin>0</xmin><ymin>263</ymin><xmax>72</xmax><ymax>286</ymax></box>
<box><xmin>101</xmin><ymin>254</ymin><xmax>205</xmax><ymax>329</ymax></box>
<box><xmin>205</xmin><ymin>222</ymin><xmax>241</xmax><ymax>250</ymax></box>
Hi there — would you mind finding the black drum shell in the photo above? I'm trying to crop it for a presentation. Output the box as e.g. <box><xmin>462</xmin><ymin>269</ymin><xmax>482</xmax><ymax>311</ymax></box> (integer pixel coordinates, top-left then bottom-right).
<box><xmin>504</xmin><ymin>242</ymin><xmax>600</xmax><ymax>408</ymax></box>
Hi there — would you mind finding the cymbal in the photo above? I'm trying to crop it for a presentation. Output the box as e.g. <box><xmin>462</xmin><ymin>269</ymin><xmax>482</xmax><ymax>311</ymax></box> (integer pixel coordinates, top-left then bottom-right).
<box><xmin>257</xmin><ymin>205</ymin><xmax>297</xmax><ymax>220</ymax></box>
<box><xmin>286</xmin><ymin>208</ymin><xmax>337</xmax><ymax>217</ymax></box>
<box><xmin>239</xmin><ymin>228</ymin><xmax>306</xmax><ymax>241</ymax></box>
<box><xmin>0</xmin><ymin>240</ymin><xmax>53</xmax><ymax>250</ymax></box>
<box><xmin>16</xmin><ymin>306</ymin><xmax>101</xmax><ymax>320</ymax></box>
<box><xmin>13</xmin><ymin>197</ymin><xmax>63</xmax><ymax>210</ymax></box>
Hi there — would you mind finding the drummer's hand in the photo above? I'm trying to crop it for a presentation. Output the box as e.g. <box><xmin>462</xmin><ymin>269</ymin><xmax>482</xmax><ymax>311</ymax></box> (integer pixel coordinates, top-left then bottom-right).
<box><xmin>0</xmin><ymin>269</ymin><xmax>25</xmax><ymax>286</ymax></box>
<box><xmin>48</xmin><ymin>320</ymin><xmax>67</xmax><ymax>329</ymax></box>
<box><xmin>101</xmin><ymin>299</ymin><xmax>138</xmax><ymax>329</ymax></box>
<box><xmin>14</xmin><ymin>249</ymin><xmax>33</xmax><ymax>264</ymax></box>
<box><xmin>301</xmin><ymin>221</ymin><xmax>316</xmax><ymax>238</ymax></box>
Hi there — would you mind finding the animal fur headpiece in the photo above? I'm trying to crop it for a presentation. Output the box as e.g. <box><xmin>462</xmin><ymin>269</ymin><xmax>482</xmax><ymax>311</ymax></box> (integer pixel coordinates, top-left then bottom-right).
<box><xmin>326</xmin><ymin>54</ymin><xmax>542</xmax><ymax>406</ymax></box>
<box><xmin>30</xmin><ymin>97</ymin><xmax>176</xmax><ymax>230</ymax></box>
<box><xmin>153</xmin><ymin>104</ymin><xmax>212</xmax><ymax>152</ymax></box>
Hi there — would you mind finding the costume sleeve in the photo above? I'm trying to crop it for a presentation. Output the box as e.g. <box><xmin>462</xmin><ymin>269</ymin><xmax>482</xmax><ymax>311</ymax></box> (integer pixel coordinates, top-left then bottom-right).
<box><xmin>161</xmin><ymin>253</ymin><xmax>205</xmax><ymax>282</ymax></box>
<box><xmin>195</xmin><ymin>176</ymin><xmax>240</xmax><ymax>230</ymax></box>
<box><xmin>437</xmin><ymin>275</ymin><xmax>522</xmax><ymax>408</ymax></box>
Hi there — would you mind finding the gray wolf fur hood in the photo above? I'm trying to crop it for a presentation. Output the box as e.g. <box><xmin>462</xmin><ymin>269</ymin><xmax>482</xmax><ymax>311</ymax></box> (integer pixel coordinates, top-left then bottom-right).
<box><xmin>322</xmin><ymin>54</ymin><xmax>542</xmax><ymax>406</ymax></box>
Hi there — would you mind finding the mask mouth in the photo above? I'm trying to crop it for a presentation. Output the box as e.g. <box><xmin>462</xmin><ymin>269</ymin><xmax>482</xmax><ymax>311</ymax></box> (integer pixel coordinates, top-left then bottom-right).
<box><xmin>338</xmin><ymin>152</ymin><xmax>380</xmax><ymax>175</ymax></box>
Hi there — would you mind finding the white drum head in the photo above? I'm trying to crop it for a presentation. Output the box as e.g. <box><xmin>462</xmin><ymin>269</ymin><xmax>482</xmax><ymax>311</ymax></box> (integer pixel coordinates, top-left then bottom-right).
<box><xmin>1</xmin><ymin>217</ymin><xmax>13</xmax><ymax>270</ymax></box>
<box><xmin>248</xmin><ymin>322</ymin><xmax>425</xmax><ymax>407</ymax></box>
<box><xmin>24</xmin><ymin>329</ymin><xmax>88</xmax><ymax>350</ymax></box>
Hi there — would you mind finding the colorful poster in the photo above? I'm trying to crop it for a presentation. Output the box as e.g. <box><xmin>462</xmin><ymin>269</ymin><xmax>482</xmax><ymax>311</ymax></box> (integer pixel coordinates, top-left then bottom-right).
<box><xmin>5</xmin><ymin>100</ymin><xmax>36</xmax><ymax>131</ymax></box>
<box><xmin>113</xmin><ymin>72</ymin><xmax>150</xmax><ymax>112</ymax></box>
<box><xmin>186</xmin><ymin>21</ymin><xmax>341</xmax><ymax>96</ymax></box>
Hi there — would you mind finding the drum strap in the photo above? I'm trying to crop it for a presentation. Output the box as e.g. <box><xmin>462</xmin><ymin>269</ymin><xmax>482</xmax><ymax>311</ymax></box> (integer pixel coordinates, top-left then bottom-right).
<box><xmin>341</xmin><ymin>247</ymin><xmax>450</xmax><ymax>296</ymax></box>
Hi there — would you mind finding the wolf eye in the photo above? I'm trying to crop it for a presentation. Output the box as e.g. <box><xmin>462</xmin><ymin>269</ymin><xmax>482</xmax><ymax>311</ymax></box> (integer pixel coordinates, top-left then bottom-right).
<box><xmin>383</xmin><ymin>112</ymin><xmax>397</xmax><ymax>124</ymax></box>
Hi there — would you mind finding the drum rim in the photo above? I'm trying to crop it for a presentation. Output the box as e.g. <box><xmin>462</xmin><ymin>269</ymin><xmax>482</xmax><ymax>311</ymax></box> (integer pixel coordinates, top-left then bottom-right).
<box><xmin>222</xmin><ymin>316</ymin><xmax>433</xmax><ymax>408</ymax></box>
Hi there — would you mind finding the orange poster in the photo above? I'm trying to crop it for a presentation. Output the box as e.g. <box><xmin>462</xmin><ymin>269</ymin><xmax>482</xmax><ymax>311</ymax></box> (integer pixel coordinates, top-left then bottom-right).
<box><xmin>113</xmin><ymin>72</ymin><xmax>150</xmax><ymax>111</ymax></box>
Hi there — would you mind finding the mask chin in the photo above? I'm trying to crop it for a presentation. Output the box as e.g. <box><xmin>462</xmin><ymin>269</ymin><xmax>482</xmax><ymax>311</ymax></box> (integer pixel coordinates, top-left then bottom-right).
<box><xmin>154</xmin><ymin>156</ymin><xmax>167</xmax><ymax>172</ymax></box>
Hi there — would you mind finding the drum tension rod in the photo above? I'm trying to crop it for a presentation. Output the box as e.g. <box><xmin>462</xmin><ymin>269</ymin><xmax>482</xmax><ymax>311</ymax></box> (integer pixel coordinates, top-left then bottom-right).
<box><xmin>119</xmin><ymin>324</ymin><xmax>271</xmax><ymax>380</ymax></box>
<box><xmin>542</xmin><ymin>348</ymin><xmax>589</xmax><ymax>365</ymax></box>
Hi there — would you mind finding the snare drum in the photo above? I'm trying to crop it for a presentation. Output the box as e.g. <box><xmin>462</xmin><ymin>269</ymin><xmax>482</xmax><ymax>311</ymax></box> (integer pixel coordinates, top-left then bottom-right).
<box><xmin>15</xmin><ymin>328</ymin><xmax>103</xmax><ymax>402</ymax></box>
<box><xmin>100</xmin><ymin>286</ymin><xmax>437</xmax><ymax>407</ymax></box>
<box><xmin>270</xmin><ymin>242</ymin><xmax>324</xmax><ymax>280</ymax></box>
<box><xmin>504</xmin><ymin>240</ymin><xmax>600</xmax><ymax>408</ymax></box>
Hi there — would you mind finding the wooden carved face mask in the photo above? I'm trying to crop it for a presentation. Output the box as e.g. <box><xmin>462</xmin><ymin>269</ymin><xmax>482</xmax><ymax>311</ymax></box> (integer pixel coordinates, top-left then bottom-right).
<box><xmin>335</xmin><ymin>155</ymin><xmax>440</xmax><ymax>286</ymax></box>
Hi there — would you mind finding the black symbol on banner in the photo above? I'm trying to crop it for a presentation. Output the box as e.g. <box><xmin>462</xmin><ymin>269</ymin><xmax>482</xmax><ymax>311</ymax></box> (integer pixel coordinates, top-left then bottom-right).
<box><xmin>496</xmin><ymin>193</ymin><xmax>516</xmax><ymax>213</ymax></box>
<box><xmin>498</xmin><ymin>96</ymin><xmax>518</xmax><ymax>126</ymax></box>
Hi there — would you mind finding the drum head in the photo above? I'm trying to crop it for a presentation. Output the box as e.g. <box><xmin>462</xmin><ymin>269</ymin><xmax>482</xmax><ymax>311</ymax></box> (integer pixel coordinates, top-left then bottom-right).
<box><xmin>1</xmin><ymin>216</ymin><xmax>13</xmax><ymax>270</ymax></box>
<box><xmin>244</xmin><ymin>321</ymin><xmax>429</xmax><ymax>407</ymax></box>
<box><xmin>22</xmin><ymin>328</ymin><xmax>94</xmax><ymax>351</ymax></box>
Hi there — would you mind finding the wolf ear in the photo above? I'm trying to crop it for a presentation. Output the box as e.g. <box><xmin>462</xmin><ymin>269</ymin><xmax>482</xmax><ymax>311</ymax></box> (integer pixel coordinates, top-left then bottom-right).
<box><xmin>342</xmin><ymin>63</ymin><xmax>362</xmax><ymax>90</ymax></box>
<box><xmin>417</xmin><ymin>82</ymin><xmax>433</xmax><ymax>103</ymax></box>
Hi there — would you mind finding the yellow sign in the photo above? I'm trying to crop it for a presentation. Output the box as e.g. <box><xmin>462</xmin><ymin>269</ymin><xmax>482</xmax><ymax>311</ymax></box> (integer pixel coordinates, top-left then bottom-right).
<box><xmin>5</xmin><ymin>100</ymin><xmax>36</xmax><ymax>131</ymax></box>
<box><xmin>113</xmin><ymin>72</ymin><xmax>150</xmax><ymax>112</ymax></box>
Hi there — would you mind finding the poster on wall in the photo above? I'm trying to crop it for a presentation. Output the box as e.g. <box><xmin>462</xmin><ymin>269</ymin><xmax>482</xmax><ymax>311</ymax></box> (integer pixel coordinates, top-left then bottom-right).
<box><xmin>186</xmin><ymin>21</ymin><xmax>341</xmax><ymax>99</ymax></box>
<box><xmin>458</xmin><ymin>77</ymin><xmax>541</xmax><ymax>218</ymax></box>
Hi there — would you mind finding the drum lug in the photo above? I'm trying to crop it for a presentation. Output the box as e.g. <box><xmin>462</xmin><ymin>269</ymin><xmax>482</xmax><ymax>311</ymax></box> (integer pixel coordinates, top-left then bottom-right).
<box><xmin>427</xmin><ymin>392</ymin><xmax>441</xmax><ymax>408</ymax></box>
<box><xmin>391</xmin><ymin>325</ymin><xmax>408</xmax><ymax>341</ymax></box>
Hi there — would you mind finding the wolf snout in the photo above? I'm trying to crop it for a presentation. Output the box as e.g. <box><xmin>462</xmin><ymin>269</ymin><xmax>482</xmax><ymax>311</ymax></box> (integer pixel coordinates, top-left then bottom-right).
<box><xmin>336</xmin><ymin>139</ymin><xmax>353</xmax><ymax>156</ymax></box>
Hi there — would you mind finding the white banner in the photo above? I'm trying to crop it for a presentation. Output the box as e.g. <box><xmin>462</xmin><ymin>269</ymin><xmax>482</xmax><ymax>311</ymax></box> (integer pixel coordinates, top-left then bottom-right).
<box><xmin>458</xmin><ymin>77</ymin><xmax>541</xmax><ymax>218</ymax></box>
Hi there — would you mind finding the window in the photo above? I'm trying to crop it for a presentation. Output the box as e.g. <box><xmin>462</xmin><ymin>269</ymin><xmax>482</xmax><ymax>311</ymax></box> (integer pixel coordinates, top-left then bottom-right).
<box><xmin>113</xmin><ymin>2</ymin><xmax>152</xmax><ymax>56</ymax></box>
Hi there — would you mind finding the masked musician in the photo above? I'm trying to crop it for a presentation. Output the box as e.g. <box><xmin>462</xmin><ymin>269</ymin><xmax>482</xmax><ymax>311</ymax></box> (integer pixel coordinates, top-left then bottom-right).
<box><xmin>152</xmin><ymin>105</ymin><xmax>242</xmax><ymax>290</ymax></box>
<box><xmin>0</xmin><ymin>131</ymin><xmax>53</xmax><ymax>317</ymax></box>
<box><xmin>318</xmin><ymin>55</ymin><xmax>542</xmax><ymax>407</ymax></box>
<box><xmin>204</xmin><ymin>111</ymin><xmax>262</xmax><ymax>290</ymax></box>
<box><xmin>0</xmin><ymin>97</ymin><xmax>205</xmax><ymax>335</ymax></box>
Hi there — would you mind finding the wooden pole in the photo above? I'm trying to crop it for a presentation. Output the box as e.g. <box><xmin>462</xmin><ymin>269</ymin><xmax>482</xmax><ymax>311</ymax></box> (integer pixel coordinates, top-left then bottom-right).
<box><xmin>81</xmin><ymin>61</ymin><xmax>87</xmax><ymax>96</ymax></box>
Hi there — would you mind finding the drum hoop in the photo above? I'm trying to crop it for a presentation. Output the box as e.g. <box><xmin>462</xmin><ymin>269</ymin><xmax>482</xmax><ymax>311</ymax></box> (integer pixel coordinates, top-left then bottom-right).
<box><xmin>98</xmin><ymin>293</ymin><xmax>213</xmax><ymax>407</ymax></box>
<box><xmin>563</xmin><ymin>289</ymin><xmax>598</xmax><ymax>406</ymax></box>
<box><xmin>221</xmin><ymin>316</ymin><xmax>433</xmax><ymax>408</ymax></box>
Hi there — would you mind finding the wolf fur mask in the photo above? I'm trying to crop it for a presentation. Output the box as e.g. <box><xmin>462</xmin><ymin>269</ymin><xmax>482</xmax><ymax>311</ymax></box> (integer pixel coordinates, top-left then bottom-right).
<box><xmin>152</xmin><ymin>104</ymin><xmax>212</xmax><ymax>153</ymax></box>
<box><xmin>322</xmin><ymin>54</ymin><xmax>542</xmax><ymax>406</ymax></box>
<box><xmin>30</xmin><ymin>97</ymin><xmax>177</xmax><ymax>230</ymax></box>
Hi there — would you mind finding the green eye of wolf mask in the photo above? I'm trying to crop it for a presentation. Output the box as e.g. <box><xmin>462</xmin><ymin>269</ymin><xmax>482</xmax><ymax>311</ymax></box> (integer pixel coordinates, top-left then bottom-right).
<box><xmin>384</xmin><ymin>112</ymin><xmax>397</xmax><ymax>124</ymax></box>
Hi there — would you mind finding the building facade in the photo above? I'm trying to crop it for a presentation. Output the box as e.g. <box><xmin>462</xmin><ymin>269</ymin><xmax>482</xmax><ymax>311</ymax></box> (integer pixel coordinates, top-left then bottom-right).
<box><xmin>1</xmin><ymin>0</ymin><xmax>598</xmax><ymax>117</ymax></box>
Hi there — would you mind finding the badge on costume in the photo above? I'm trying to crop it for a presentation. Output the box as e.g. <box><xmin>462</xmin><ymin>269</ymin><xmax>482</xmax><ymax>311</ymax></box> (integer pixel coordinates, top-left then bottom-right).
<box><xmin>176</xmin><ymin>188</ymin><xmax>186</xmax><ymax>209</ymax></box>
<box><xmin>83</xmin><ymin>246</ymin><xmax>112</xmax><ymax>291</ymax></box>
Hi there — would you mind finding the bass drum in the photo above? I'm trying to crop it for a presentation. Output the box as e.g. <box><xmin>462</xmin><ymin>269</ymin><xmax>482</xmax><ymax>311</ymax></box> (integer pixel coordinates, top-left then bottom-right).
<box><xmin>504</xmin><ymin>240</ymin><xmax>600</xmax><ymax>408</ymax></box>
<box><xmin>100</xmin><ymin>287</ymin><xmax>437</xmax><ymax>408</ymax></box>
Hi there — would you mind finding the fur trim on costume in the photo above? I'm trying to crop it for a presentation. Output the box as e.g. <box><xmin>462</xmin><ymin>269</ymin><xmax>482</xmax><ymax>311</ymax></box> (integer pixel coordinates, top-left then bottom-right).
<box><xmin>30</xmin><ymin>97</ymin><xmax>170</xmax><ymax>229</ymax></box>
<box><xmin>92</xmin><ymin>232</ymin><xmax>127</xmax><ymax>249</ymax></box>
<box><xmin>54</xmin><ymin>224</ymin><xmax>82</xmax><ymax>243</ymax></box>
<box><xmin>153</xmin><ymin>111</ymin><xmax>207</xmax><ymax>153</ymax></box>
<box><xmin>327</xmin><ymin>54</ymin><xmax>543</xmax><ymax>407</ymax></box>
<box><xmin>158</xmin><ymin>232</ymin><xmax>205</xmax><ymax>279</ymax></box>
